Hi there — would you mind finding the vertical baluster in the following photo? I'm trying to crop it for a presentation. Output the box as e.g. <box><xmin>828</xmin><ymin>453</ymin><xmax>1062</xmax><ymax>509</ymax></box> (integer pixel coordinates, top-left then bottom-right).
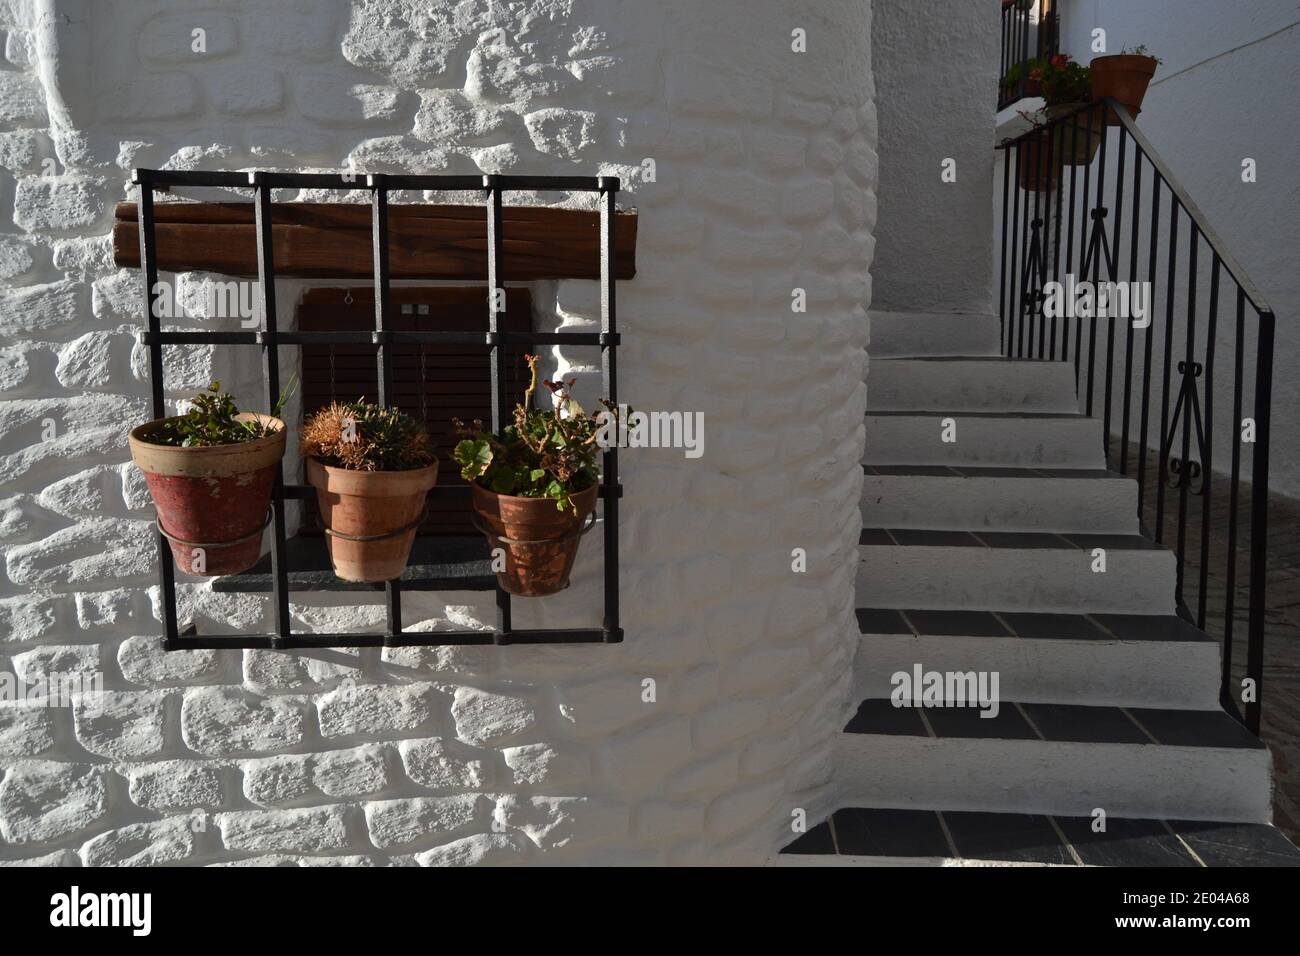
<box><xmin>1027</xmin><ymin>133</ymin><xmax>1043</xmax><ymax>359</ymax></box>
<box><xmin>999</xmin><ymin>144</ymin><xmax>1011</xmax><ymax>349</ymax></box>
<box><xmin>1120</xmin><ymin>141</ymin><xmax>1143</xmax><ymax>475</ymax></box>
<box><xmin>1138</xmin><ymin>174</ymin><xmax>1162</xmax><ymax>523</ymax></box>
<box><xmin>1008</xmin><ymin>142</ymin><xmax>1023</xmax><ymax>356</ymax></box>
<box><xmin>1085</xmin><ymin>110</ymin><xmax>1107</xmax><ymax>422</ymax></box>
<box><xmin>1197</xmin><ymin>256</ymin><xmax>1220</xmax><ymax>628</ymax></box>
<box><xmin>1103</xmin><ymin>126</ymin><xmax>1127</xmax><ymax>466</ymax></box>
<box><xmin>1155</xmin><ymin>200</ymin><xmax>1179</xmax><ymax>543</ymax></box>
<box><xmin>1245</xmin><ymin>309</ymin><xmax>1275</xmax><ymax>735</ymax></box>
<box><xmin>1050</xmin><ymin>124</ymin><xmax>1066</xmax><ymax>360</ymax></box>
<box><xmin>1063</xmin><ymin>113</ymin><xmax>1080</xmax><ymax>364</ymax></box>
<box><xmin>1074</xmin><ymin>107</ymin><xmax>1094</xmax><ymax>386</ymax></box>
<box><xmin>1222</xmin><ymin>290</ymin><xmax>1246</xmax><ymax>713</ymax></box>
<box><xmin>1174</xmin><ymin>225</ymin><xmax>1199</xmax><ymax>610</ymax></box>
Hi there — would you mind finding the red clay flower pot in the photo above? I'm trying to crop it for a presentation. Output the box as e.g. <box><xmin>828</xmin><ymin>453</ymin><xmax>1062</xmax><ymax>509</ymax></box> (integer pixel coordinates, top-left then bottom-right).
<box><xmin>1047</xmin><ymin>104</ymin><xmax>1102</xmax><ymax>166</ymax></box>
<box><xmin>129</xmin><ymin>414</ymin><xmax>286</xmax><ymax>577</ymax></box>
<box><xmin>1090</xmin><ymin>54</ymin><xmax>1158</xmax><ymax>123</ymax></box>
<box><xmin>470</xmin><ymin>482</ymin><xmax>599</xmax><ymax>597</ymax></box>
<box><xmin>1016</xmin><ymin>135</ymin><xmax>1059</xmax><ymax>192</ymax></box>
<box><xmin>306</xmin><ymin>457</ymin><xmax>438</xmax><ymax>582</ymax></box>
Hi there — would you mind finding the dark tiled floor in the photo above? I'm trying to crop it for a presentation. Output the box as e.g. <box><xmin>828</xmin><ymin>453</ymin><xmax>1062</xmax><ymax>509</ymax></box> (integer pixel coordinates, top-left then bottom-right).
<box><xmin>860</xmin><ymin>527</ymin><xmax>1158</xmax><ymax>552</ymax></box>
<box><xmin>924</xmin><ymin>702</ymin><xmax>1038</xmax><ymax>740</ymax></box>
<box><xmin>1002</xmin><ymin>612</ymin><xmax>1110</xmax><ymax>640</ymax></box>
<box><xmin>905</xmin><ymin>609</ymin><xmax>1012</xmax><ymax>637</ymax></box>
<box><xmin>781</xmin><ymin>809</ymin><xmax>1300</xmax><ymax>866</ymax></box>
<box><xmin>1129</xmin><ymin>708</ymin><xmax>1266</xmax><ymax>750</ymax></box>
<box><xmin>844</xmin><ymin>698</ymin><xmax>928</xmax><ymax>737</ymax></box>
<box><xmin>855</xmin><ymin>607</ymin><xmax>911</xmax><ymax>634</ymax></box>
<box><xmin>1022</xmin><ymin>703</ymin><xmax>1150</xmax><ymax>744</ymax></box>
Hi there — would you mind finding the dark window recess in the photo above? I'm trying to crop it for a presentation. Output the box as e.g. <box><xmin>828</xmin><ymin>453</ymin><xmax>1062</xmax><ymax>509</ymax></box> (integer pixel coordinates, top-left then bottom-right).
<box><xmin>297</xmin><ymin>286</ymin><xmax>533</xmax><ymax>535</ymax></box>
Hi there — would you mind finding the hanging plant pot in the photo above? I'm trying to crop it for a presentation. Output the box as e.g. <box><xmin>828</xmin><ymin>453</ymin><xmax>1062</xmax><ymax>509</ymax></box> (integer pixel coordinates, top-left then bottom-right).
<box><xmin>1090</xmin><ymin>54</ymin><xmax>1158</xmax><ymax>123</ymax></box>
<box><xmin>1046</xmin><ymin>105</ymin><xmax>1102</xmax><ymax>166</ymax></box>
<box><xmin>470</xmin><ymin>483</ymin><xmax>599</xmax><ymax>597</ymax></box>
<box><xmin>129</xmin><ymin>413</ymin><xmax>286</xmax><ymax>577</ymax></box>
<box><xmin>1016</xmin><ymin>136</ymin><xmax>1059</xmax><ymax>192</ymax></box>
<box><xmin>306</xmin><ymin>457</ymin><xmax>439</xmax><ymax>582</ymax></box>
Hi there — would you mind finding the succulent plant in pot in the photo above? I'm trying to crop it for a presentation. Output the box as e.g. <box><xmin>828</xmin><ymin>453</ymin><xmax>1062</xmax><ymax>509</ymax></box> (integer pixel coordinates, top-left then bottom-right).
<box><xmin>453</xmin><ymin>355</ymin><xmax>614</xmax><ymax>597</ymax></box>
<box><xmin>300</xmin><ymin>400</ymin><xmax>438</xmax><ymax>582</ymax></box>
<box><xmin>1090</xmin><ymin>45</ymin><xmax>1160</xmax><ymax>123</ymax></box>
<box><xmin>129</xmin><ymin>381</ymin><xmax>288</xmax><ymax>577</ymax></box>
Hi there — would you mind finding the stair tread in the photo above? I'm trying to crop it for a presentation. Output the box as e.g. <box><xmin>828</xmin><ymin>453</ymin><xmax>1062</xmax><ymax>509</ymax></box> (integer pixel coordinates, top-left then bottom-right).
<box><xmin>860</xmin><ymin>528</ymin><xmax>1159</xmax><ymax>550</ymax></box>
<box><xmin>857</xmin><ymin>608</ymin><xmax>1212</xmax><ymax>642</ymax></box>
<box><xmin>868</xmin><ymin>410</ymin><xmax>1089</xmax><ymax>419</ymax></box>
<box><xmin>864</xmin><ymin>464</ymin><xmax>1125</xmax><ymax>479</ymax></box>
<box><xmin>780</xmin><ymin>810</ymin><xmax>1300</xmax><ymax>866</ymax></box>
<box><xmin>843</xmin><ymin>698</ymin><xmax>1264</xmax><ymax>750</ymax></box>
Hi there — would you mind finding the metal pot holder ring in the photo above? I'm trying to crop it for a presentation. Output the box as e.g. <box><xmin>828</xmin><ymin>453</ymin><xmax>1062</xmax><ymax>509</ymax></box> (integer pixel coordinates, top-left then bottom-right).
<box><xmin>318</xmin><ymin>509</ymin><xmax>429</xmax><ymax>543</ymax></box>
<box><xmin>155</xmin><ymin>509</ymin><xmax>272</xmax><ymax>549</ymax></box>
<box><xmin>469</xmin><ymin>509</ymin><xmax>598</xmax><ymax>547</ymax></box>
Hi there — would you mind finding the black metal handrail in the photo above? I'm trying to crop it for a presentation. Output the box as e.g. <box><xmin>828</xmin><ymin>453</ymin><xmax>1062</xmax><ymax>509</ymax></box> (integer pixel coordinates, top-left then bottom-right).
<box><xmin>999</xmin><ymin>0</ymin><xmax>1059</xmax><ymax>110</ymax></box>
<box><xmin>995</xmin><ymin>99</ymin><xmax>1275</xmax><ymax>734</ymax></box>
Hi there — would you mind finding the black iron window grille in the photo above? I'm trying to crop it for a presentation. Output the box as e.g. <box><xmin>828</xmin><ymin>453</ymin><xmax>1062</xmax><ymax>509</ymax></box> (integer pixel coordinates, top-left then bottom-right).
<box><xmin>132</xmin><ymin>169</ymin><xmax>624</xmax><ymax>650</ymax></box>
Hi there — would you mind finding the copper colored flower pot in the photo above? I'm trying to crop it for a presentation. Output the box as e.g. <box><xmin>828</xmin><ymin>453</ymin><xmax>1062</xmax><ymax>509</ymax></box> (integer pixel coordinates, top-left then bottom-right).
<box><xmin>306</xmin><ymin>457</ymin><xmax>439</xmax><ymax>582</ymax></box>
<box><xmin>470</xmin><ymin>482</ymin><xmax>599</xmax><ymax>597</ymax></box>
<box><xmin>1046</xmin><ymin>105</ymin><xmax>1102</xmax><ymax>166</ymax></box>
<box><xmin>129</xmin><ymin>414</ymin><xmax>286</xmax><ymax>577</ymax></box>
<box><xmin>1090</xmin><ymin>54</ymin><xmax>1157</xmax><ymax>123</ymax></box>
<box><xmin>1017</xmin><ymin>136</ymin><xmax>1059</xmax><ymax>192</ymax></box>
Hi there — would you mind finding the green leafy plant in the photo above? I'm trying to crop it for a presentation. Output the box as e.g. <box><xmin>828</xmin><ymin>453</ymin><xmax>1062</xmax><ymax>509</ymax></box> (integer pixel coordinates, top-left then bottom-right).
<box><xmin>1003</xmin><ymin>56</ymin><xmax>1046</xmax><ymax>88</ymax></box>
<box><xmin>1034</xmin><ymin>54</ymin><xmax>1091</xmax><ymax>108</ymax></box>
<box><xmin>147</xmin><ymin>379</ymin><xmax>291</xmax><ymax>447</ymax></box>
<box><xmin>453</xmin><ymin>355</ymin><xmax>617</xmax><ymax>513</ymax></box>
<box><xmin>300</xmin><ymin>399</ymin><xmax>435</xmax><ymax>472</ymax></box>
<box><xmin>1120</xmin><ymin>44</ymin><xmax>1161</xmax><ymax>63</ymax></box>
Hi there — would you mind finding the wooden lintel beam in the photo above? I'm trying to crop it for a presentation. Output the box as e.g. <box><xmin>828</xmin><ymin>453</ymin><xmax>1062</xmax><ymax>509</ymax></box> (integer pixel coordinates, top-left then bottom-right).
<box><xmin>112</xmin><ymin>201</ymin><xmax>637</xmax><ymax>281</ymax></box>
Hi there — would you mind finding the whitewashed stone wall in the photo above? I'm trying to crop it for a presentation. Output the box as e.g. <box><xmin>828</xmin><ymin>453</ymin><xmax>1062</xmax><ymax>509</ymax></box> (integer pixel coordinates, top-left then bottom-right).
<box><xmin>0</xmin><ymin>0</ymin><xmax>875</xmax><ymax>865</ymax></box>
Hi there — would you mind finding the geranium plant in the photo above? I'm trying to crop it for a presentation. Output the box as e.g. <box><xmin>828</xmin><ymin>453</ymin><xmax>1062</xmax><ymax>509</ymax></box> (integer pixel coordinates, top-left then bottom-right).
<box><xmin>1033</xmin><ymin>53</ymin><xmax>1091</xmax><ymax>108</ymax></box>
<box><xmin>453</xmin><ymin>355</ymin><xmax>614</xmax><ymax>514</ymax></box>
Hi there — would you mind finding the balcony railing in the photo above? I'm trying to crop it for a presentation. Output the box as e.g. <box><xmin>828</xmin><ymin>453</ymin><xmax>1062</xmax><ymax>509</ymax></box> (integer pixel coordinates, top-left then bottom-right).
<box><xmin>996</xmin><ymin>100</ymin><xmax>1276</xmax><ymax>734</ymax></box>
<box><xmin>999</xmin><ymin>0</ymin><xmax>1059</xmax><ymax>110</ymax></box>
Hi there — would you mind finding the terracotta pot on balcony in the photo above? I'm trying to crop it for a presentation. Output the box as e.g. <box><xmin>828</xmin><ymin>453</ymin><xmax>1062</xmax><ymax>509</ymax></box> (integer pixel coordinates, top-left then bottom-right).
<box><xmin>1090</xmin><ymin>54</ymin><xmax>1158</xmax><ymax>123</ymax></box>
<box><xmin>129</xmin><ymin>413</ymin><xmax>286</xmax><ymax>577</ymax></box>
<box><xmin>1046</xmin><ymin>104</ymin><xmax>1102</xmax><ymax>166</ymax></box>
<box><xmin>469</xmin><ymin>482</ymin><xmax>599</xmax><ymax>596</ymax></box>
<box><xmin>1016</xmin><ymin>135</ymin><xmax>1059</xmax><ymax>192</ymax></box>
<box><xmin>306</xmin><ymin>457</ymin><xmax>439</xmax><ymax>582</ymax></box>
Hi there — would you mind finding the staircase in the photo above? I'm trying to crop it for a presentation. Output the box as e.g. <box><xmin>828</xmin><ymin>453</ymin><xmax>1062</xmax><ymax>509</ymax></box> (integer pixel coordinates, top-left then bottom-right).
<box><xmin>778</xmin><ymin>315</ymin><xmax>1300</xmax><ymax>866</ymax></box>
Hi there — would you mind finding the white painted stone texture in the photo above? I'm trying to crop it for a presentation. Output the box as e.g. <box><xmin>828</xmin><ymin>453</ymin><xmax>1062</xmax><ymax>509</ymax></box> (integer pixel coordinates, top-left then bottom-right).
<box><xmin>0</xmin><ymin>1</ymin><xmax>876</xmax><ymax>864</ymax></box>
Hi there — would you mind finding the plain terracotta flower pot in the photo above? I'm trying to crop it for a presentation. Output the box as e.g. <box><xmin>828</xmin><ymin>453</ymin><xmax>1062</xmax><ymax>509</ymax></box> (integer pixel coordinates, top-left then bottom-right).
<box><xmin>1017</xmin><ymin>135</ymin><xmax>1059</xmax><ymax>192</ymax></box>
<box><xmin>1047</xmin><ymin>104</ymin><xmax>1102</xmax><ymax>166</ymax></box>
<box><xmin>129</xmin><ymin>413</ymin><xmax>286</xmax><ymax>577</ymax></box>
<box><xmin>1090</xmin><ymin>54</ymin><xmax>1157</xmax><ymax>123</ymax></box>
<box><xmin>306</xmin><ymin>457</ymin><xmax>439</xmax><ymax>582</ymax></box>
<box><xmin>470</xmin><ymin>482</ymin><xmax>599</xmax><ymax>597</ymax></box>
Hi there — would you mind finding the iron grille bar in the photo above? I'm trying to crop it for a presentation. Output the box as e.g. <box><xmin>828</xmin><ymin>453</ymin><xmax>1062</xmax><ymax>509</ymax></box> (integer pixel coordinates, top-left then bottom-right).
<box><xmin>485</xmin><ymin>175</ymin><xmax>511</xmax><ymax>643</ymax></box>
<box><xmin>132</xmin><ymin>168</ymin><xmax>624</xmax><ymax>650</ymax></box>
<box><xmin>370</xmin><ymin>174</ymin><xmax>403</xmax><ymax>642</ymax></box>
<box><xmin>252</xmin><ymin>174</ymin><xmax>293</xmax><ymax>647</ymax></box>
<box><xmin>141</xmin><ymin>331</ymin><xmax>620</xmax><ymax>346</ymax></box>
<box><xmin>600</xmin><ymin>177</ymin><xmax>623</xmax><ymax>643</ymax></box>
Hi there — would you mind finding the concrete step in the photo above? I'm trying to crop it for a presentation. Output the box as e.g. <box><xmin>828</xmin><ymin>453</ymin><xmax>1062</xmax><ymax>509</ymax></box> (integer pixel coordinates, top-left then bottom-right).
<box><xmin>868</xmin><ymin>311</ymin><xmax>1001</xmax><ymax>357</ymax></box>
<box><xmin>833</xmin><ymin>699</ymin><xmax>1272</xmax><ymax>823</ymax></box>
<box><xmin>857</xmin><ymin>529</ymin><xmax>1176</xmax><ymax>614</ymax></box>
<box><xmin>864</xmin><ymin>411</ymin><xmax>1105</xmax><ymax>468</ymax></box>
<box><xmin>776</xmin><ymin>808</ymin><xmax>1300</xmax><ymax>866</ymax></box>
<box><xmin>853</xmin><ymin>609</ymin><xmax>1220</xmax><ymax>709</ymax></box>
<box><xmin>862</xmin><ymin>465</ymin><xmax>1139</xmax><ymax>533</ymax></box>
<box><xmin>869</xmin><ymin>357</ymin><xmax>1079</xmax><ymax>413</ymax></box>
